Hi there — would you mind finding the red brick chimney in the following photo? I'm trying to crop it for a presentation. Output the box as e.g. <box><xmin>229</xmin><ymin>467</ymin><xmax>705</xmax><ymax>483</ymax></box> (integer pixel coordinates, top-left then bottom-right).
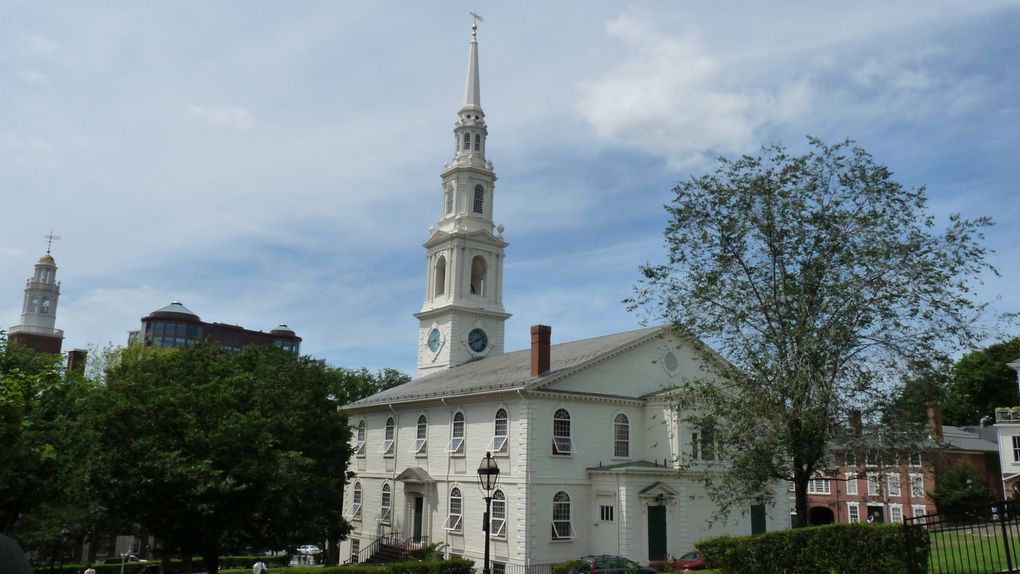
<box><xmin>849</xmin><ymin>409</ymin><xmax>862</xmax><ymax>438</ymax></box>
<box><xmin>531</xmin><ymin>325</ymin><xmax>551</xmax><ymax>377</ymax></box>
<box><xmin>66</xmin><ymin>348</ymin><xmax>88</xmax><ymax>375</ymax></box>
<box><xmin>928</xmin><ymin>404</ymin><xmax>944</xmax><ymax>443</ymax></box>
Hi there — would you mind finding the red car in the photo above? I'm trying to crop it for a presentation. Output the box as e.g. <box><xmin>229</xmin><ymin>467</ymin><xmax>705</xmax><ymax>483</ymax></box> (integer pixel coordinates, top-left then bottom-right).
<box><xmin>670</xmin><ymin>551</ymin><xmax>707</xmax><ymax>571</ymax></box>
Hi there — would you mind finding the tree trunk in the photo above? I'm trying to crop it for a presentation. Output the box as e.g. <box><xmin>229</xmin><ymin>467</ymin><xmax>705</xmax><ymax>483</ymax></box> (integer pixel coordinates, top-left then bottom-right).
<box><xmin>202</xmin><ymin>548</ymin><xmax>219</xmax><ymax>574</ymax></box>
<box><xmin>792</xmin><ymin>462</ymin><xmax>810</xmax><ymax>528</ymax></box>
<box><xmin>182</xmin><ymin>553</ymin><xmax>193</xmax><ymax>574</ymax></box>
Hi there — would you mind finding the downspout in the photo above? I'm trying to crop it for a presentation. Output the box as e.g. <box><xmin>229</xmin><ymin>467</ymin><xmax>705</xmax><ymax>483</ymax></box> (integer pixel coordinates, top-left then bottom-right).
<box><xmin>388</xmin><ymin>404</ymin><xmax>399</xmax><ymax>537</ymax></box>
<box><xmin>518</xmin><ymin>388</ymin><xmax>531</xmax><ymax>565</ymax></box>
<box><xmin>442</xmin><ymin>397</ymin><xmax>454</xmax><ymax>554</ymax></box>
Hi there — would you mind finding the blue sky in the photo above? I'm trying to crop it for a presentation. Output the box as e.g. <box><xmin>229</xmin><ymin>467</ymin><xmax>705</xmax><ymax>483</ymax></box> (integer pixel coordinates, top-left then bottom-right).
<box><xmin>2</xmin><ymin>1</ymin><xmax>1018</xmax><ymax>375</ymax></box>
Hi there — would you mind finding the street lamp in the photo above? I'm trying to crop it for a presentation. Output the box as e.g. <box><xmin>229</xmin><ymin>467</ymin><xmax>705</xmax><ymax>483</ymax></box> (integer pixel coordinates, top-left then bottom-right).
<box><xmin>477</xmin><ymin>451</ymin><xmax>501</xmax><ymax>574</ymax></box>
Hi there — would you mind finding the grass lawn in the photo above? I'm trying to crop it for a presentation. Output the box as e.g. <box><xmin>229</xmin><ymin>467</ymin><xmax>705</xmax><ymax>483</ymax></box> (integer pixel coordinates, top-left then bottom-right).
<box><xmin>925</xmin><ymin>528</ymin><xmax>1020</xmax><ymax>574</ymax></box>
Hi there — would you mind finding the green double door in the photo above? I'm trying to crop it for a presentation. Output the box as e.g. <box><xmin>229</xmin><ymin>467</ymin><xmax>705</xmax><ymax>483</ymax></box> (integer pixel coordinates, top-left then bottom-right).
<box><xmin>647</xmin><ymin>506</ymin><xmax>667</xmax><ymax>561</ymax></box>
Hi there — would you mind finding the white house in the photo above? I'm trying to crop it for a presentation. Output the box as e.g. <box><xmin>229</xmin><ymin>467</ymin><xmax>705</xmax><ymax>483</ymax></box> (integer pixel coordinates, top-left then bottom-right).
<box><xmin>339</xmin><ymin>22</ymin><xmax>789</xmax><ymax>568</ymax></box>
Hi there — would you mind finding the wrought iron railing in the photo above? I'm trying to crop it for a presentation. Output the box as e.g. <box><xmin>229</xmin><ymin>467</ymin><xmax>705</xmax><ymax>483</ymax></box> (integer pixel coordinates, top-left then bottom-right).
<box><xmin>904</xmin><ymin>499</ymin><xmax>1020</xmax><ymax>574</ymax></box>
<box><xmin>344</xmin><ymin>532</ymin><xmax>430</xmax><ymax>565</ymax></box>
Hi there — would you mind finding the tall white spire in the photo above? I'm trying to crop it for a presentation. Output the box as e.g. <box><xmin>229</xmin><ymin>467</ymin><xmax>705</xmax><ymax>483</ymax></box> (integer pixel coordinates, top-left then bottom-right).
<box><xmin>462</xmin><ymin>16</ymin><xmax>482</xmax><ymax>113</ymax></box>
<box><xmin>416</xmin><ymin>15</ymin><xmax>509</xmax><ymax>377</ymax></box>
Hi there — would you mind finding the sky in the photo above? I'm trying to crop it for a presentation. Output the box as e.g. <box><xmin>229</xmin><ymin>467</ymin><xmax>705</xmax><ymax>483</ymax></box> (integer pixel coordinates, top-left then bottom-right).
<box><xmin>2</xmin><ymin>1</ymin><xmax>1018</xmax><ymax>376</ymax></box>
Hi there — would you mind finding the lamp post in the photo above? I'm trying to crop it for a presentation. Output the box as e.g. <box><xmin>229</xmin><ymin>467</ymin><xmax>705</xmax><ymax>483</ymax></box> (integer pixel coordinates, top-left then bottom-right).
<box><xmin>477</xmin><ymin>451</ymin><xmax>501</xmax><ymax>574</ymax></box>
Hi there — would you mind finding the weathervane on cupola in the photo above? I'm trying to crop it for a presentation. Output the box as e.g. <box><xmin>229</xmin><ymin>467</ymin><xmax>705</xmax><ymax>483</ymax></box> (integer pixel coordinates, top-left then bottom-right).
<box><xmin>415</xmin><ymin>13</ymin><xmax>510</xmax><ymax>377</ymax></box>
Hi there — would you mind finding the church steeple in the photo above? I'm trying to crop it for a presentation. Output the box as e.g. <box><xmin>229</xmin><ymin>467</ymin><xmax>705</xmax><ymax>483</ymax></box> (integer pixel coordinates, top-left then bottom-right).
<box><xmin>416</xmin><ymin>18</ymin><xmax>510</xmax><ymax>377</ymax></box>
<box><xmin>8</xmin><ymin>236</ymin><xmax>64</xmax><ymax>354</ymax></box>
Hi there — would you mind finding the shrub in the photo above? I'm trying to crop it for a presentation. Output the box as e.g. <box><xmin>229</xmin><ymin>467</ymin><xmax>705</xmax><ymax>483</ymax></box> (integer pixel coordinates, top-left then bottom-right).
<box><xmin>697</xmin><ymin>523</ymin><xmax>928</xmax><ymax>574</ymax></box>
<box><xmin>551</xmin><ymin>560</ymin><xmax>586</xmax><ymax>574</ymax></box>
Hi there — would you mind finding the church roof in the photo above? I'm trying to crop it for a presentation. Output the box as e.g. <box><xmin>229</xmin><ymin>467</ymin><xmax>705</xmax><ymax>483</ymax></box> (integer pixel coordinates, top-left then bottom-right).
<box><xmin>347</xmin><ymin>325</ymin><xmax>667</xmax><ymax>408</ymax></box>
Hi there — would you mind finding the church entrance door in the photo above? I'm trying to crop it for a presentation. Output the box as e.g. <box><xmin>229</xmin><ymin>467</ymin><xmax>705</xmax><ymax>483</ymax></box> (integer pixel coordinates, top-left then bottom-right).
<box><xmin>647</xmin><ymin>505</ymin><xmax>667</xmax><ymax>561</ymax></box>
<box><xmin>413</xmin><ymin>496</ymin><xmax>424</xmax><ymax>542</ymax></box>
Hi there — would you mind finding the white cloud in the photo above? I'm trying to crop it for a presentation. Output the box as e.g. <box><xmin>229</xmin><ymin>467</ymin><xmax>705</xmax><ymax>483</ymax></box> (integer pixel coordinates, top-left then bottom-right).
<box><xmin>577</xmin><ymin>16</ymin><xmax>815</xmax><ymax>166</ymax></box>
<box><xmin>18</xmin><ymin>69</ymin><xmax>49</xmax><ymax>85</ymax></box>
<box><xmin>188</xmin><ymin>105</ymin><xmax>254</xmax><ymax>129</ymax></box>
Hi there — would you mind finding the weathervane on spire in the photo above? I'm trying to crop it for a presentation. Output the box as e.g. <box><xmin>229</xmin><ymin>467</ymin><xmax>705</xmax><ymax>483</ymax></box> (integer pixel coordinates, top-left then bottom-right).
<box><xmin>469</xmin><ymin>11</ymin><xmax>483</xmax><ymax>36</ymax></box>
<box><xmin>44</xmin><ymin>231</ymin><xmax>61</xmax><ymax>254</ymax></box>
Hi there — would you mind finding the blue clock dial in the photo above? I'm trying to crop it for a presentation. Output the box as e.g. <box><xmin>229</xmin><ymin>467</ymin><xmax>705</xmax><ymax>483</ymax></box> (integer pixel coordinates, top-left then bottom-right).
<box><xmin>427</xmin><ymin>328</ymin><xmax>441</xmax><ymax>352</ymax></box>
<box><xmin>468</xmin><ymin>328</ymin><xmax>488</xmax><ymax>353</ymax></box>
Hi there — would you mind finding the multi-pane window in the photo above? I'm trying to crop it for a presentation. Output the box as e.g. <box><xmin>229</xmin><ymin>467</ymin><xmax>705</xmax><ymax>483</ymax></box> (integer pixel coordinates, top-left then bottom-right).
<box><xmin>692</xmin><ymin>428</ymin><xmax>717</xmax><ymax>461</ymax></box>
<box><xmin>463</xmin><ymin>133</ymin><xmax>471</xmax><ymax>150</ymax></box>
<box><xmin>379</xmin><ymin>417</ymin><xmax>395</xmax><ymax>454</ymax></box>
<box><xmin>867</xmin><ymin>473</ymin><xmax>881</xmax><ymax>496</ymax></box>
<box><xmin>614</xmin><ymin>414</ymin><xmax>630</xmax><ymax>458</ymax></box>
<box><xmin>909</xmin><ymin>452</ymin><xmax>922</xmax><ymax>466</ymax></box>
<box><xmin>888</xmin><ymin>473</ymin><xmax>901</xmax><ymax>497</ymax></box>
<box><xmin>600</xmin><ymin>505</ymin><xmax>615</xmax><ymax>522</ymax></box>
<box><xmin>380</xmin><ymin>484</ymin><xmax>391</xmax><ymax>523</ymax></box>
<box><xmin>807</xmin><ymin>478</ymin><xmax>831</xmax><ymax>495</ymax></box>
<box><xmin>912</xmin><ymin>505</ymin><xmax>927</xmax><ymax>521</ymax></box>
<box><xmin>474</xmin><ymin>133</ymin><xmax>481</xmax><ymax>152</ymax></box>
<box><xmin>866</xmin><ymin>452</ymin><xmax>880</xmax><ymax>467</ymax></box>
<box><xmin>354</xmin><ymin>420</ymin><xmax>366</xmax><ymax>456</ymax></box>
<box><xmin>491</xmin><ymin>490</ymin><xmax>506</xmax><ymax>537</ymax></box>
<box><xmin>488</xmin><ymin>408</ymin><xmax>508</xmax><ymax>454</ymax></box>
<box><xmin>473</xmin><ymin>185</ymin><xmax>484</xmax><ymax>214</ymax></box>
<box><xmin>410</xmin><ymin>415</ymin><xmax>428</xmax><ymax>454</ymax></box>
<box><xmin>350</xmin><ymin>539</ymin><xmax>360</xmax><ymax>563</ymax></box>
<box><xmin>447</xmin><ymin>412</ymin><xmax>465</xmax><ymax>454</ymax></box>
<box><xmin>890</xmin><ymin>505</ymin><xmax>904</xmax><ymax>523</ymax></box>
<box><xmin>848</xmin><ymin>503</ymin><xmax>860</xmax><ymax>523</ymax></box>
<box><xmin>910</xmin><ymin>474</ymin><xmax>924</xmax><ymax>498</ymax></box>
<box><xmin>493</xmin><ymin>563</ymin><xmax>505</xmax><ymax>574</ymax></box>
<box><xmin>444</xmin><ymin>488</ymin><xmax>463</xmax><ymax>532</ymax></box>
<box><xmin>845</xmin><ymin>452</ymin><xmax>857</xmax><ymax>466</ymax></box>
<box><xmin>845</xmin><ymin>473</ymin><xmax>858</xmax><ymax>495</ymax></box>
<box><xmin>552</xmin><ymin>491</ymin><xmax>574</xmax><ymax>540</ymax></box>
<box><xmin>1012</xmin><ymin>436</ymin><xmax>1020</xmax><ymax>462</ymax></box>
<box><xmin>552</xmin><ymin>409</ymin><xmax>574</xmax><ymax>455</ymax></box>
<box><xmin>348</xmin><ymin>482</ymin><xmax>362</xmax><ymax>519</ymax></box>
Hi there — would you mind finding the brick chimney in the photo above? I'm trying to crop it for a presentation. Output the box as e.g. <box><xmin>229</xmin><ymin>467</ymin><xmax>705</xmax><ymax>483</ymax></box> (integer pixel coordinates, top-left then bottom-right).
<box><xmin>849</xmin><ymin>409</ymin><xmax>862</xmax><ymax>438</ymax></box>
<box><xmin>928</xmin><ymin>404</ymin><xmax>944</xmax><ymax>443</ymax></box>
<box><xmin>531</xmin><ymin>325</ymin><xmax>551</xmax><ymax>377</ymax></box>
<box><xmin>66</xmin><ymin>348</ymin><xmax>88</xmax><ymax>375</ymax></box>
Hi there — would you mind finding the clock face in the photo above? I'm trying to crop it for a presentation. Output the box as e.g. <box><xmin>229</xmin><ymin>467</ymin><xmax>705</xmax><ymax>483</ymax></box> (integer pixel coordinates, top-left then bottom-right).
<box><xmin>468</xmin><ymin>328</ymin><xmax>488</xmax><ymax>353</ymax></box>
<box><xmin>427</xmin><ymin>328</ymin><xmax>442</xmax><ymax>352</ymax></box>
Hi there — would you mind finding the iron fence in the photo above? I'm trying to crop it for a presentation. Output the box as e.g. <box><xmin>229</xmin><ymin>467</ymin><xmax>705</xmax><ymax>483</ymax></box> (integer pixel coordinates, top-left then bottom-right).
<box><xmin>904</xmin><ymin>499</ymin><xmax>1020</xmax><ymax>574</ymax></box>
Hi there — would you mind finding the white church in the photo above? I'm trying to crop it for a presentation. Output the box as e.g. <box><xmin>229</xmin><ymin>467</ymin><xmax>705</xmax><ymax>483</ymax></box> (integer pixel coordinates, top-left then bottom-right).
<box><xmin>339</xmin><ymin>22</ymin><xmax>789</xmax><ymax>568</ymax></box>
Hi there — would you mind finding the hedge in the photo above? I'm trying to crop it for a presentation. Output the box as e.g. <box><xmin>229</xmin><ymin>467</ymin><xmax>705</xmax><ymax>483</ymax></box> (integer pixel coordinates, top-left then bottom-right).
<box><xmin>697</xmin><ymin>523</ymin><xmax>929</xmax><ymax>574</ymax></box>
<box><xmin>271</xmin><ymin>558</ymin><xmax>475</xmax><ymax>574</ymax></box>
<box><xmin>44</xmin><ymin>554</ymin><xmax>293</xmax><ymax>574</ymax></box>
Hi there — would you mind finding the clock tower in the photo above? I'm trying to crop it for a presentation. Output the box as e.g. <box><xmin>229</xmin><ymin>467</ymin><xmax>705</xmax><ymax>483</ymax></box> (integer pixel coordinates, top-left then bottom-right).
<box><xmin>416</xmin><ymin>21</ymin><xmax>510</xmax><ymax>377</ymax></box>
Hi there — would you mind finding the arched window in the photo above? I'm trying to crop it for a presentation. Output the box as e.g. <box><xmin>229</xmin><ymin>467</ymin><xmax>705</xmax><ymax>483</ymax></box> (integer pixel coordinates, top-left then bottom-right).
<box><xmin>491</xmin><ymin>490</ymin><xmax>507</xmax><ymax>537</ymax></box>
<box><xmin>379</xmin><ymin>417</ymin><xmax>395</xmax><ymax>454</ymax></box>
<box><xmin>470</xmin><ymin>256</ymin><xmax>486</xmax><ymax>296</ymax></box>
<box><xmin>553</xmin><ymin>409</ymin><xmax>574</xmax><ymax>455</ymax></box>
<box><xmin>40</xmin><ymin>297</ymin><xmax>50</xmax><ymax>314</ymax></box>
<box><xmin>552</xmin><ymin>491</ymin><xmax>573</xmax><ymax>539</ymax></box>
<box><xmin>474</xmin><ymin>133</ymin><xmax>481</xmax><ymax>151</ymax></box>
<box><xmin>434</xmin><ymin>255</ymin><xmax>447</xmax><ymax>297</ymax></box>
<box><xmin>380</xmin><ymin>483</ymin><xmax>392</xmax><ymax>522</ymax></box>
<box><xmin>447</xmin><ymin>412</ymin><xmax>465</xmax><ymax>454</ymax></box>
<box><xmin>614</xmin><ymin>414</ymin><xmax>630</xmax><ymax>458</ymax></box>
<box><xmin>444</xmin><ymin>487</ymin><xmax>463</xmax><ymax>532</ymax></box>
<box><xmin>473</xmin><ymin>184</ymin><xmax>484</xmax><ymax>214</ymax></box>
<box><xmin>30</xmin><ymin>297</ymin><xmax>40</xmax><ymax>313</ymax></box>
<box><xmin>348</xmin><ymin>482</ymin><xmax>363</xmax><ymax>519</ymax></box>
<box><xmin>463</xmin><ymin>132</ymin><xmax>471</xmax><ymax>150</ymax></box>
<box><xmin>410</xmin><ymin>414</ymin><xmax>428</xmax><ymax>453</ymax></box>
<box><xmin>355</xmin><ymin>420</ymin><xmax>366</xmax><ymax>455</ymax></box>
<box><xmin>488</xmin><ymin>408</ymin><xmax>508</xmax><ymax>453</ymax></box>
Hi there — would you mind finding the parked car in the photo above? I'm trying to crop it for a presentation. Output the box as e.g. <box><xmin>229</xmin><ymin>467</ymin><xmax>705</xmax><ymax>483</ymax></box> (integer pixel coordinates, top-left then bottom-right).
<box><xmin>577</xmin><ymin>555</ymin><xmax>657</xmax><ymax>574</ymax></box>
<box><xmin>669</xmin><ymin>551</ymin><xmax>707</xmax><ymax>572</ymax></box>
<box><xmin>297</xmin><ymin>544</ymin><xmax>322</xmax><ymax>555</ymax></box>
<box><xmin>103</xmin><ymin>555</ymin><xmax>147</xmax><ymax>565</ymax></box>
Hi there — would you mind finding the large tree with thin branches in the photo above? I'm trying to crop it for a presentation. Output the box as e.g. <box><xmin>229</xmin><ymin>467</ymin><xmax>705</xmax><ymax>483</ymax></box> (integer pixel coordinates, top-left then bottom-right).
<box><xmin>629</xmin><ymin>138</ymin><xmax>997</xmax><ymax>526</ymax></box>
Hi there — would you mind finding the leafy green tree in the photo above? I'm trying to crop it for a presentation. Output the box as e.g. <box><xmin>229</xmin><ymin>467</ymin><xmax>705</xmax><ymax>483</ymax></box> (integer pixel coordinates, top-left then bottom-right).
<box><xmin>84</xmin><ymin>342</ymin><xmax>352</xmax><ymax>574</ymax></box>
<box><xmin>629</xmin><ymin>138</ymin><xmax>996</xmax><ymax>527</ymax></box>
<box><xmin>942</xmin><ymin>337</ymin><xmax>1020</xmax><ymax>426</ymax></box>
<box><xmin>929</xmin><ymin>461</ymin><xmax>996</xmax><ymax>515</ymax></box>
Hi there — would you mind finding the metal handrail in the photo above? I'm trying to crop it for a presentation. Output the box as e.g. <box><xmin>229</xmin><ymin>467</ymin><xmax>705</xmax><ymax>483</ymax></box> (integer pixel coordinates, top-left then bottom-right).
<box><xmin>344</xmin><ymin>532</ymin><xmax>430</xmax><ymax>565</ymax></box>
